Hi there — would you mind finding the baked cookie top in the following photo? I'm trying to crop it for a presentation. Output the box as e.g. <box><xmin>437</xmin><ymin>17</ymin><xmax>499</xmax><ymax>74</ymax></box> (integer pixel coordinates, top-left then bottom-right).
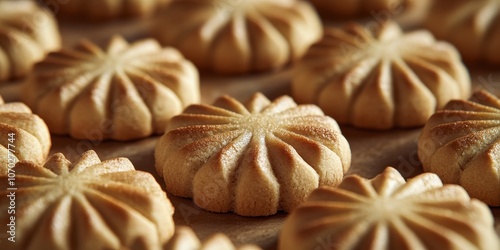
<box><xmin>155</xmin><ymin>92</ymin><xmax>351</xmax><ymax>216</ymax></box>
<box><xmin>419</xmin><ymin>89</ymin><xmax>500</xmax><ymax>206</ymax></box>
<box><xmin>292</xmin><ymin>21</ymin><xmax>471</xmax><ymax>130</ymax></box>
<box><xmin>426</xmin><ymin>0</ymin><xmax>500</xmax><ymax>64</ymax></box>
<box><xmin>24</xmin><ymin>36</ymin><xmax>200</xmax><ymax>141</ymax></box>
<box><xmin>0</xmin><ymin>150</ymin><xmax>175</xmax><ymax>250</ymax></box>
<box><xmin>279</xmin><ymin>167</ymin><xmax>499</xmax><ymax>250</ymax></box>
<box><xmin>0</xmin><ymin>95</ymin><xmax>51</xmax><ymax>172</ymax></box>
<box><xmin>0</xmin><ymin>1</ymin><xmax>61</xmax><ymax>81</ymax></box>
<box><xmin>153</xmin><ymin>0</ymin><xmax>322</xmax><ymax>74</ymax></box>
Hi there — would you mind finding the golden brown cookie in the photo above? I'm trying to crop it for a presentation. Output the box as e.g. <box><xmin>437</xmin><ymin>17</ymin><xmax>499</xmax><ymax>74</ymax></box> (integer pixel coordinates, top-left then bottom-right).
<box><xmin>0</xmin><ymin>95</ymin><xmax>51</xmax><ymax>174</ymax></box>
<box><xmin>155</xmin><ymin>92</ymin><xmax>351</xmax><ymax>216</ymax></box>
<box><xmin>0</xmin><ymin>1</ymin><xmax>61</xmax><ymax>81</ymax></box>
<box><xmin>153</xmin><ymin>0</ymin><xmax>322</xmax><ymax>74</ymax></box>
<box><xmin>293</xmin><ymin>21</ymin><xmax>471</xmax><ymax>130</ymax></box>
<box><xmin>426</xmin><ymin>0</ymin><xmax>500</xmax><ymax>64</ymax></box>
<box><xmin>419</xmin><ymin>89</ymin><xmax>500</xmax><ymax>206</ymax></box>
<box><xmin>279</xmin><ymin>167</ymin><xmax>499</xmax><ymax>250</ymax></box>
<box><xmin>23</xmin><ymin>36</ymin><xmax>200</xmax><ymax>141</ymax></box>
<box><xmin>0</xmin><ymin>150</ymin><xmax>175</xmax><ymax>250</ymax></box>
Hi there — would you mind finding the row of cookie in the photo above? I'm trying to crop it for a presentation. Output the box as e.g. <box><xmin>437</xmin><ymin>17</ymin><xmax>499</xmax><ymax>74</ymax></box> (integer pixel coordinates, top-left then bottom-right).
<box><xmin>2</xmin><ymin>15</ymin><xmax>500</xmax><ymax>208</ymax></box>
<box><xmin>2</xmin><ymin>0</ymin><xmax>499</xmax><ymax>82</ymax></box>
<box><xmin>2</xmin><ymin>3</ymin><xmax>500</xmax><ymax>209</ymax></box>
<box><xmin>0</xmin><ymin>80</ymin><xmax>500</xmax><ymax>206</ymax></box>
<box><xmin>153</xmin><ymin>89</ymin><xmax>500</xmax><ymax>210</ymax></box>
<box><xmin>2</xmin><ymin>76</ymin><xmax>500</xmax><ymax>247</ymax></box>
<box><xmin>1</xmin><ymin>0</ymin><xmax>498</xmax><ymax>249</ymax></box>
<box><xmin>1</xmin><ymin>1</ymin><xmax>491</xmax><ymax>140</ymax></box>
<box><xmin>4</xmin><ymin>0</ymin><xmax>319</xmax><ymax>80</ymax></box>
<box><xmin>0</xmin><ymin>0</ymin><xmax>321</xmax><ymax>81</ymax></box>
<box><xmin>38</xmin><ymin>0</ymin><xmax>500</xmax><ymax>66</ymax></box>
<box><xmin>32</xmin><ymin>0</ymin><xmax>419</xmax><ymax>22</ymax></box>
<box><xmin>1</xmin><ymin>146</ymin><xmax>498</xmax><ymax>249</ymax></box>
<box><xmin>2</xmin><ymin>18</ymin><xmax>477</xmax><ymax>142</ymax></box>
<box><xmin>5</xmin><ymin>83</ymin><xmax>499</xmax><ymax>210</ymax></box>
<box><xmin>0</xmin><ymin>148</ymin><xmax>262</xmax><ymax>249</ymax></box>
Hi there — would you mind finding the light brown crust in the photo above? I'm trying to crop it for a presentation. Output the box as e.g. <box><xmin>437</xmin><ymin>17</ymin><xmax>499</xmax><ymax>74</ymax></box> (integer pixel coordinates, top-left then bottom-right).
<box><xmin>0</xmin><ymin>150</ymin><xmax>175</xmax><ymax>250</ymax></box>
<box><xmin>292</xmin><ymin>21</ymin><xmax>471</xmax><ymax>130</ymax></box>
<box><xmin>23</xmin><ymin>36</ymin><xmax>200</xmax><ymax>141</ymax></box>
<box><xmin>279</xmin><ymin>167</ymin><xmax>499</xmax><ymax>250</ymax></box>
<box><xmin>426</xmin><ymin>0</ymin><xmax>500</xmax><ymax>64</ymax></box>
<box><xmin>153</xmin><ymin>0</ymin><xmax>322</xmax><ymax>74</ymax></box>
<box><xmin>418</xmin><ymin>89</ymin><xmax>500</xmax><ymax>206</ymax></box>
<box><xmin>155</xmin><ymin>93</ymin><xmax>351</xmax><ymax>216</ymax></box>
<box><xmin>0</xmin><ymin>95</ymin><xmax>51</xmax><ymax>173</ymax></box>
<box><xmin>0</xmin><ymin>1</ymin><xmax>61</xmax><ymax>81</ymax></box>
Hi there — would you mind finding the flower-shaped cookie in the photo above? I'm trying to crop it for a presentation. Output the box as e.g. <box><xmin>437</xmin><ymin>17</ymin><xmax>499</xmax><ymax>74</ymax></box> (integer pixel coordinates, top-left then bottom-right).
<box><xmin>0</xmin><ymin>95</ymin><xmax>51</xmax><ymax>174</ymax></box>
<box><xmin>0</xmin><ymin>1</ymin><xmax>61</xmax><ymax>81</ymax></box>
<box><xmin>38</xmin><ymin>0</ymin><xmax>168</xmax><ymax>22</ymax></box>
<box><xmin>155</xmin><ymin>93</ymin><xmax>351</xmax><ymax>216</ymax></box>
<box><xmin>426</xmin><ymin>0</ymin><xmax>500</xmax><ymax>64</ymax></box>
<box><xmin>23</xmin><ymin>36</ymin><xmax>200</xmax><ymax>141</ymax></box>
<box><xmin>292</xmin><ymin>21</ymin><xmax>471</xmax><ymax>130</ymax></box>
<box><xmin>164</xmin><ymin>226</ymin><xmax>261</xmax><ymax>250</ymax></box>
<box><xmin>419</xmin><ymin>90</ymin><xmax>500</xmax><ymax>206</ymax></box>
<box><xmin>279</xmin><ymin>167</ymin><xmax>499</xmax><ymax>250</ymax></box>
<box><xmin>0</xmin><ymin>150</ymin><xmax>175</xmax><ymax>250</ymax></box>
<box><xmin>153</xmin><ymin>0</ymin><xmax>322</xmax><ymax>74</ymax></box>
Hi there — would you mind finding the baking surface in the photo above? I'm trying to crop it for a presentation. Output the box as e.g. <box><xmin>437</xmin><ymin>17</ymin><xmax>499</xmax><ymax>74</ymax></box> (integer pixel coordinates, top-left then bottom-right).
<box><xmin>2</xmin><ymin>10</ymin><xmax>500</xmax><ymax>249</ymax></box>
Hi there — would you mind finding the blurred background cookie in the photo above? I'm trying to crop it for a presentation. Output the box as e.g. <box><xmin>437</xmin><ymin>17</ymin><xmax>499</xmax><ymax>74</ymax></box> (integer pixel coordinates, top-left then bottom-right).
<box><xmin>426</xmin><ymin>0</ymin><xmax>500</xmax><ymax>64</ymax></box>
<box><xmin>308</xmin><ymin>0</ymin><xmax>428</xmax><ymax>19</ymax></box>
<box><xmin>38</xmin><ymin>0</ymin><xmax>169</xmax><ymax>22</ymax></box>
<box><xmin>0</xmin><ymin>1</ymin><xmax>60</xmax><ymax>82</ymax></box>
<box><xmin>153</xmin><ymin>0</ymin><xmax>322</xmax><ymax>74</ymax></box>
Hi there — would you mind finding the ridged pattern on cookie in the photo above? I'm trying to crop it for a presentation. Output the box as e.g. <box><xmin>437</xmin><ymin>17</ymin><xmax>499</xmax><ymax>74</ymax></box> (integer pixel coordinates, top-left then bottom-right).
<box><xmin>419</xmin><ymin>90</ymin><xmax>500</xmax><ymax>206</ymax></box>
<box><xmin>24</xmin><ymin>36</ymin><xmax>199</xmax><ymax>141</ymax></box>
<box><xmin>155</xmin><ymin>93</ymin><xmax>351</xmax><ymax>216</ymax></box>
<box><xmin>154</xmin><ymin>0</ymin><xmax>322</xmax><ymax>74</ymax></box>
<box><xmin>0</xmin><ymin>1</ymin><xmax>61</xmax><ymax>81</ymax></box>
<box><xmin>293</xmin><ymin>21</ymin><xmax>470</xmax><ymax>130</ymax></box>
<box><xmin>426</xmin><ymin>0</ymin><xmax>500</xmax><ymax>64</ymax></box>
<box><xmin>0</xmin><ymin>95</ymin><xmax>51</xmax><ymax>173</ymax></box>
<box><xmin>279</xmin><ymin>167</ymin><xmax>498</xmax><ymax>250</ymax></box>
<box><xmin>0</xmin><ymin>150</ymin><xmax>175</xmax><ymax>250</ymax></box>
